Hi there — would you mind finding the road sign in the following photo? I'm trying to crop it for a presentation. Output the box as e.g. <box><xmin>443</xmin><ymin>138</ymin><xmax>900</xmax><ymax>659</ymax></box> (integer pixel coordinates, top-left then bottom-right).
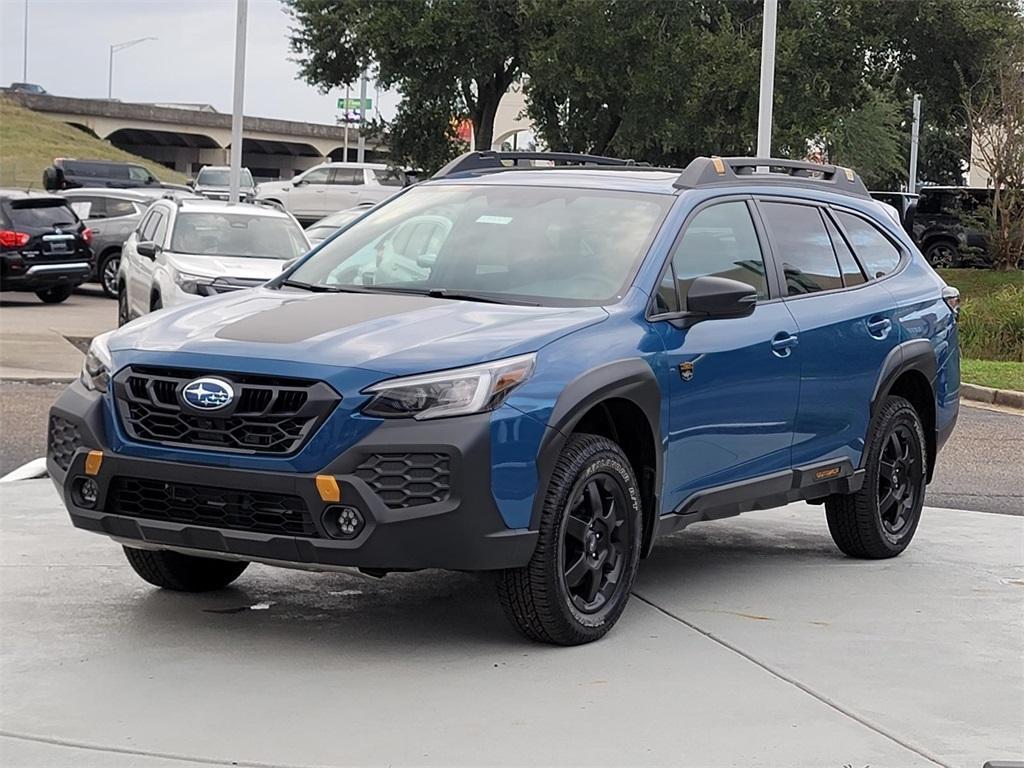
<box><xmin>337</xmin><ymin>97</ymin><xmax>372</xmax><ymax>111</ymax></box>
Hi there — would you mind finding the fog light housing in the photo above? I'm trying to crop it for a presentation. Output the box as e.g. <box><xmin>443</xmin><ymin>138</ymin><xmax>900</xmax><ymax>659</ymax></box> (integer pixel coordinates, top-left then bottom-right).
<box><xmin>323</xmin><ymin>505</ymin><xmax>365</xmax><ymax>539</ymax></box>
<box><xmin>75</xmin><ymin>477</ymin><xmax>99</xmax><ymax>508</ymax></box>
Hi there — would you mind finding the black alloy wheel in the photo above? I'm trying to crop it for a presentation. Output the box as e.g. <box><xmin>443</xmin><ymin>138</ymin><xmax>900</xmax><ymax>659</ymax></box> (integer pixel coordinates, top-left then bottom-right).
<box><xmin>876</xmin><ymin>424</ymin><xmax>923</xmax><ymax>538</ymax></box>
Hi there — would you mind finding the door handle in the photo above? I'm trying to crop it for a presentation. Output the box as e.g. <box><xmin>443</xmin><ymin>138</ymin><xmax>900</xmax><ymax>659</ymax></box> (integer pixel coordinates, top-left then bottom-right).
<box><xmin>867</xmin><ymin>316</ymin><xmax>892</xmax><ymax>339</ymax></box>
<box><xmin>771</xmin><ymin>331</ymin><xmax>799</xmax><ymax>357</ymax></box>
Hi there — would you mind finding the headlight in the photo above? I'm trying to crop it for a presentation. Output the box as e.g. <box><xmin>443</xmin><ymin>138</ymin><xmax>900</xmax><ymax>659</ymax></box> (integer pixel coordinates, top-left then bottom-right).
<box><xmin>174</xmin><ymin>270</ymin><xmax>215</xmax><ymax>295</ymax></box>
<box><xmin>362</xmin><ymin>354</ymin><xmax>536</xmax><ymax>420</ymax></box>
<box><xmin>80</xmin><ymin>332</ymin><xmax>112</xmax><ymax>393</ymax></box>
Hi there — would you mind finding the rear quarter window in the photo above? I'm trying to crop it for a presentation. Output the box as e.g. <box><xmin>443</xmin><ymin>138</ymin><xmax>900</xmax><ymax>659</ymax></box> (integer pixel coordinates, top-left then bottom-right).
<box><xmin>835</xmin><ymin>211</ymin><xmax>902</xmax><ymax>279</ymax></box>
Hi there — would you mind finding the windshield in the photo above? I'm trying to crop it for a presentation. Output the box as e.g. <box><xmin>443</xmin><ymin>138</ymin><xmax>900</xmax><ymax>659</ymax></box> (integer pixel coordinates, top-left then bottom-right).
<box><xmin>196</xmin><ymin>168</ymin><xmax>254</xmax><ymax>187</ymax></box>
<box><xmin>286</xmin><ymin>185</ymin><xmax>671</xmax><ymax>306</ymax></box>
<box><xmin>170</xmin><ymin>212</ymin><xmax>307</xmax><ymax>259</ymax></box>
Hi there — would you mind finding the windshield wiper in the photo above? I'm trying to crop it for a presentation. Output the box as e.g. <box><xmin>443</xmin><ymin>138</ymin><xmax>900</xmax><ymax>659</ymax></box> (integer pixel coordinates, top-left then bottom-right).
<box><xmin>425</xmin><ymin>288</ymin><xmax>537</xmax><ymax>305</ymax></box>
<box><xmin>280</xmin><ymin>279</ymin><xmax>351</xmax><ymax>293</ymax></box>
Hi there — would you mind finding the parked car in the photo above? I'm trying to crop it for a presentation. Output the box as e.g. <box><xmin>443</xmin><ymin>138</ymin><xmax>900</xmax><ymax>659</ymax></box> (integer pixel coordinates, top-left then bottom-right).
<box><xmin>42</xmin><ymin>158</ymin><xmax>187</xmax><ymax>193</ymax></box>
<box><xmin>62</xmin><ymin>189</ymin><xmax>154</xmax><ymax>297</ymax></box>
<box><xmin>9</xmin><ymin>82</ymin><xmax>47</xmax><ymax>95</ymax></box>
<box><xmin>189</xmin><ymin>165</ymin><xmax>257</xmax><ymax>202</ymax></box>
<box><xmin>913</xmin><ymin>186</ymin><xmax>995</xmax><ymax>267</ymax></box>
<box><xmin>256</xmin><ymin>162</ymin><xmax>407</xmax><ymax>222</ymax></box>
<box><xmin>304</xmin><ymin>202</ymin><xmax>376</xmax><ymax>246</ymax></box>
<box><xmin>116</xmin><ymin>197</ymin><xmax>309</xmax><ymax>323</ymax></box>
<box><xmin>49</xmin><ymin>152</ymin><xmax>960</xmax><ymax>645</ymax></box>
<box><xmin>0</xmin><ymin>190</ymin><xmax>93</xmax><ymax>303</ymax></box>
<box><xmin>869</xmin><ymin>191</ymin><xmax>917</xmax><ymax>235</ymax></box>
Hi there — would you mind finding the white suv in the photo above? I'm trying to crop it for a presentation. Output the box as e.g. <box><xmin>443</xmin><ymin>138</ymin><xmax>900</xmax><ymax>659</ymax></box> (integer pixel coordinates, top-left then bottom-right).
<box><xmin>117</xmin><ymin>197</ymin><xmax>310</xmax><ymax>325</ymax></box>
<box><xmin>255</xmin><ymin>162</ymin><xmax>406</xmax><ymax>222</ymax></box>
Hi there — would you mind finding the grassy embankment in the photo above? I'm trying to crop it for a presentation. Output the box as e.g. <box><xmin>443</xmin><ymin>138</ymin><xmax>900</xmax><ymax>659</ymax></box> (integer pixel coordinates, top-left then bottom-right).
<box><xmin>936</xmin><ymin>268</ymin><xmax>1023</xmax><ymax>392</ymax></box>
<box><xmin>0</xmin><ymin>97</ymin><xmax>185</xmax><ymax>188</ymax></box>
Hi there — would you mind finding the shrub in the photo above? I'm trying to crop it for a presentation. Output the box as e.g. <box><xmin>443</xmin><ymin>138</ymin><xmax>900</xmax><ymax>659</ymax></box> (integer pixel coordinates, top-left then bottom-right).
<box><xmin>957</xmin><ymin>283</ymin><xmax>1024</xmax><ymax>362</ymax></box>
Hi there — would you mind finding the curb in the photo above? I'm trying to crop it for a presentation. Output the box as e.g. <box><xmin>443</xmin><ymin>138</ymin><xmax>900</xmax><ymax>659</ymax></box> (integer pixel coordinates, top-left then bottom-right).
<box><xmin>961</xmin><ymin>383</ymin><xmax>1024</xmax><ymax>410</ymax></box>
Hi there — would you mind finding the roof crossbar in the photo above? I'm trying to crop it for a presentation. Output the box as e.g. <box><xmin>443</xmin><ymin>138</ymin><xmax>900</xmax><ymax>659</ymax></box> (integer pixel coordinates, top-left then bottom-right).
<box><xmin>433</xmin><ymin>150</ymin><xmax>637</xmax><ymax>179</ymax></box>
<box><xmin>674</xmin><ymin>156</ymin><xmax>870</xmax><ymax>199</ymax></box>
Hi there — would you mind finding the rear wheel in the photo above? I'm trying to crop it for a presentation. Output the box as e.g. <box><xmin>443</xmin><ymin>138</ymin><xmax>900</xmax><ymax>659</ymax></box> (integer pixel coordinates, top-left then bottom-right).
<box><xmin>98</xmin><ymin>251</ymin><xmax>121</xmax><ymax>298</ymax></box>
<box><xmin>123</xmin><ymin>547</ymin><xmax>248</xmax><ymax>591</ymax></box>
<box><xmin>496</xmin><ymin>434</ymin><xmax>642</xmax><ymax>645</ymax></box>
<box><xmin>117</xmin><ymin>286</ymin><xmax>130</xmax><ymax>326</ymax></box>
<box><xmin>151</xmin><ymin>295</ymin><xmax>162</xmax><ymax>312</ymax></box>
<box><xmin>35</xmin><ymin>285</ymin><xmax>73</xmax><ymax>304</ymax></box>
<box><xmin>924</xmin><ymin>240</ymin><xmax>959</xmax><ymax>268</ymax></box>
<box><xmin>825</xmin><ymin>395</ymin><xmax>927</xmax><ymax>558</ymax></box>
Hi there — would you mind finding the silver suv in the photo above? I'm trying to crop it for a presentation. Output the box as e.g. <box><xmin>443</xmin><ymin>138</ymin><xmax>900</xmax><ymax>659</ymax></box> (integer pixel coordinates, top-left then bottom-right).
<box><xmin>255</xmin><ymin>162</ymin><xmax>406</xmax><ymax>223</ymax></box>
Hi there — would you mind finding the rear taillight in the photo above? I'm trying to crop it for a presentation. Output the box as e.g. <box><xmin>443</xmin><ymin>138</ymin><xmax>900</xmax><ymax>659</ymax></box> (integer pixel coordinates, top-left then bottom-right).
<box><xmin>0</xmin><ymin>230</ymin><xmax>30</xmax><ymax>248</ymax></box>
<box><xmin>82</xmin><ymin>228</ymin><xmax>93</xmax><ymax>244</ymax></box>
<box><xmin>942</xmin><ymin>286</ymin><xmax>960</xmax><ymax>319</ymax></box>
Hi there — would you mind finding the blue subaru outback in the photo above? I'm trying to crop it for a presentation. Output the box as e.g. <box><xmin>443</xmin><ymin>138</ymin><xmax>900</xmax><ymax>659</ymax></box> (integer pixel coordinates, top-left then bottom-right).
<box><xmin>49</xmin><ymin>152</ymin><xmax>960</xmax><ymax>645</ymax></box>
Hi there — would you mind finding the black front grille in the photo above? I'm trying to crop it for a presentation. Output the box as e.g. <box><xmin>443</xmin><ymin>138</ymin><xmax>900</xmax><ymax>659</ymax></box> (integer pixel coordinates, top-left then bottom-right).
<box><xmin>109</xmin><ymin>477</ymin><xmax>317</xmax><ymax>537</ymax></box>
<box><xmin>113</xmin><ymin>367</ymin><xmax>339</xmax><ymax>454</ymax></box>
<box><xmin>355</xmin><ymin>453</ymin><xmax>451</xmax><ymax>508</ymax></box>
<box><xmin>48</xmin><ymin>416</ymin><xmax>81</xmax><ymax>470</ymax></box>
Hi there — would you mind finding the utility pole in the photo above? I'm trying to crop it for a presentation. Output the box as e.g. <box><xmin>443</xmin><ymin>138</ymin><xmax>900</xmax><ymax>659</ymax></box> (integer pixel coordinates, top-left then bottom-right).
<box><xmin>343</xmin><ymin>84</ymin><xmax>350</xmax><ymax>162</ymax></box>
<box><xmin>908</xmin><ymin>94</ymin><xmax>922</xmax><ymax>193</ymax></box>
<box><xmin>229</xmin><ymin>0</ymin><xmax>248</xmax><ymax>204</ymax></box>
<box><xmin>756</xmin><ymin>0</ymin><xmax>778</xmax><ymax>158</ymax></box>
<box><xmin>357</xmin><ymin>72</ymin><xmax>368</xmax><ymax>163</ymax></box>
<box><xmin>22</xmin><ymin>0</ymin><xmax>29</xmax><ymax>81</ymax></box>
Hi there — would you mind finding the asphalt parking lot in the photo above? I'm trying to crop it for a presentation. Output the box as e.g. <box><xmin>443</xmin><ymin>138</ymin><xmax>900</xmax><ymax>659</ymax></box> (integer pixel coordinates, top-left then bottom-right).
<box><xmin>1</xmin><ymin>481</ymin><xmax>1021</xmax><ymax>767</ymax></box>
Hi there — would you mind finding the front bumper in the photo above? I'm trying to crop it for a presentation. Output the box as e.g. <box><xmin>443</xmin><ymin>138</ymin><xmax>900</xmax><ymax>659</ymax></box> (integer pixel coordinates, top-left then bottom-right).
<box><xmin>48</xmin><ymin>382</ymin><xmax>537</xmax><ymax>572</ymax></box>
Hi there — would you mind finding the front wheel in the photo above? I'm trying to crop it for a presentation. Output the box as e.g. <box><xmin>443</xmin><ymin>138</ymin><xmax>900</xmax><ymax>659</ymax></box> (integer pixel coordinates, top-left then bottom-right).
<box><xmin>123</xmin><ymin>547</ymin><xmax>249</xmax><ymax>591</ymax></box>
<box><xmin>496</xmin><ymin>434</ymin><xmax>642</xmax><ymax>645</ymax></box>
<box><xmin>117</xmin><ymin>286</ymin><xmax>130</xmax><ymax>326</ymax></box>
<box><xmin>35</xmin><ymin>285</ymin><xmax>74</xmax><ymax>303</ymax></box>
<box><xmin>825</xmin><ymin>395</ymin><xmax>927</xmax><ymax>559</ymax></box>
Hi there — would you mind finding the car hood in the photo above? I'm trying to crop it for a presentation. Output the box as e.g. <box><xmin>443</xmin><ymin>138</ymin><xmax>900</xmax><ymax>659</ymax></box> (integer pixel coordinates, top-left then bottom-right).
<box><xmin>111</xmin><ymin>287</ymin><xmax>608</xmax><ymax>375</ymax></box>
<box><xmin>168</xmin><ymin>253</ymin><xmax>292</xmax><ymax>281</ymax></box>
<box><xmin>256</xmin><ymin>180</ymin><xmax>289</xmax><ymax>195</ymax></box>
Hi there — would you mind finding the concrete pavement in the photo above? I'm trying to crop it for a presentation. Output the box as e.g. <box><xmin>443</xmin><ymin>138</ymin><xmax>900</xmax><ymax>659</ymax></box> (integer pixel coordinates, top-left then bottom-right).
<box><xmin>0</xmin><ymin>286</ymin><xmax>115</xmax><ymax>381</ymax></box>
<box><xmin>1</xmin><ymin>480</ymin><xmax>1021</xmax><ymax>767</ymax></box>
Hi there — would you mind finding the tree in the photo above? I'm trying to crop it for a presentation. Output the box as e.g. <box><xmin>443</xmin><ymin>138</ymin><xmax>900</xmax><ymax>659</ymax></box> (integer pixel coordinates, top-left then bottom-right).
<box><xmin>287</xmin><ymin>0</ymin><xmax>521</xmax><ymax>170</ymax></box>
<box><xmin>964</xmin><ymin>45</ymin><xmax>1024</xmax><ymax>270</ymax></box>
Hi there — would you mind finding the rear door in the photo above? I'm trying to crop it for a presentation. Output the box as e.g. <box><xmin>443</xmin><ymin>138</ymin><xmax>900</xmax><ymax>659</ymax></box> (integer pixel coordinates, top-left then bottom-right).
<box><xmin>653</xmin><ymin>198</ymin><xmax>801</xmax><ymax>513</ymax></box>
<box><xmin>323</xmin><ymin>168</ymin><xmax>364</xmax><ymax>213</ymax></box>
<box><xmin>758</xmin><ymin>199</ymin><xmax>901</xmax><ymax>470</ymax></box>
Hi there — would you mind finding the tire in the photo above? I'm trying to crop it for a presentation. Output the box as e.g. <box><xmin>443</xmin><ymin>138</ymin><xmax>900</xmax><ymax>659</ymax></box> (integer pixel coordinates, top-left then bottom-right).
<box><xmin>825</xmin><ymin>395</ymin><xmax>927</xmax><ymax>559</ymax></box>
<box><xmin>117</xmin><ymin>286</ymin><xmax>130</xmax><ymax>326</ymax></box>
<box><xmin>123</xmin><ymin>547</ymin><xmax>248</xmax><ymax>591</ymax></box>
<box><xmin>496</xmin><ymin>434</ymin><xmax>643</xmax><ymax>645</ymax></box>
<box><xmin>924</xmin><ymin>240</ymin><xmax>959</xmax><ymax>268</ymax></box>
<box><xmin>98</xmin><ymin>251</ymin><xmax>121</xmax><ymax>298</ymax></box>
<box><xmin>35</xmin><ymin>285</ymin><xmax>74</xmax><ymax>303</ymax></box>
<box><xmin>151</xmin><ymin>295</ymin><xmax>162</xmax><ymax>312</ymax></box>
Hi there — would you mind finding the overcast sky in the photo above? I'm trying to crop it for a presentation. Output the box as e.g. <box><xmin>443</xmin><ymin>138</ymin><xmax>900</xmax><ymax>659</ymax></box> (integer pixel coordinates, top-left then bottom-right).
<box><xmin>0</xmin><ymin>0</ymin><xmax>399</xmax><ymax>125</ymax></box>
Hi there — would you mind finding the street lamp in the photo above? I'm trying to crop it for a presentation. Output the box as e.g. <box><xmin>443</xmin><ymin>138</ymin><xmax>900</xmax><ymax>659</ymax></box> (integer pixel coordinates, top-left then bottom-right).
<box><xmin>108</xmin><ymin>37</ymin><xmax>157</xmax><ymax>99</ymax></box>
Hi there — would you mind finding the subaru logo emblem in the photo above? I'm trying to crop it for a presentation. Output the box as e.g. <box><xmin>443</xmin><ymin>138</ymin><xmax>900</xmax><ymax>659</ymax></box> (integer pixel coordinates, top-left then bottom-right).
<box><xmin>181</xmin><ymin>377</ymin><xmax>234</xmax><ymax>410</ymax></box>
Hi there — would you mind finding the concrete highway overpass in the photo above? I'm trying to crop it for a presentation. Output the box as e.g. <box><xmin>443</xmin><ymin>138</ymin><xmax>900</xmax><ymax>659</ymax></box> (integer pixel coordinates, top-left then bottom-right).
<box><xmin>3</xmin><ymin>90</ymin><xmax>387</xmax><ymax>181</ymax></box>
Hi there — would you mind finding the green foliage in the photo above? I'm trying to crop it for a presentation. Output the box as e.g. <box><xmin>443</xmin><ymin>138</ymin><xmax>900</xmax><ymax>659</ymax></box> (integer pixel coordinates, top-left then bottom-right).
<box><xmin>287</xmin><ymin>0</ymin><xmax>520</xmax><ymax>171</ymax></box>
<box><xmin>823</xmin><ymin>90</ymin><xmax>905</xmax><ymax>189</ymax></box>
<box><xmin>937</xmin><ymin>269</ymin><xmax>1024</xmax><ymax>362</ymax></box>
<box><xmin>959</xmin><ymin>358</ymin><xmax>1024</xmax><ymax>391</ymax></box>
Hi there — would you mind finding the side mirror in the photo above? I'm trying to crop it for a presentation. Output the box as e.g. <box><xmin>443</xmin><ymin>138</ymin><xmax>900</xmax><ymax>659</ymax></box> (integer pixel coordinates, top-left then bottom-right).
<box><xmin>136</xmin><ymin>241</ymin><xmax>159</xmax><ymax>259</ymax></box>
<box><xmin>292</xmin><ymin>179</ymin><xmax>306</xmax><ymax>187</ymax></box>
<box><xmin>660</xmin><ymin>275</ymin><xmax>758</xmax><ymax>328</ymax></box>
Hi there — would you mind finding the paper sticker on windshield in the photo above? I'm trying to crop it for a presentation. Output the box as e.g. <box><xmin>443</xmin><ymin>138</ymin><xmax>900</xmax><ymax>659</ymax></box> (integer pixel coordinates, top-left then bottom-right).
<box><xmin>476</xmin><ymin>215</ymin><xmax>512</xmax><ymax>225</ymax></box>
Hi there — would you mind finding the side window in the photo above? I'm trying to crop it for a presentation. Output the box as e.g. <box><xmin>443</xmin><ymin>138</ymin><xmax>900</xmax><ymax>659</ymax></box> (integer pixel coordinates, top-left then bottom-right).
<box><xmin>128</xmin><ymin>166</ymin><xmax>152</xmax><ymax>183</ymax></box>
<box><xmin>760</xmin><ymin>202</ymin><xmax>842</xmax><ymax>296</ymax></box>
<box><xmin>669</xmin><ymin>201</ymin><xmax>769</xmax><ymax>307</ymax></box>
<box><xmin>151</xmin><ymin>212</ymin><xmax>168</xmax><ymax>246</ymax></box>
<box><xmin>835</xmin><ymin>211</ymin><xmax>901</xmax><ymax>279</ymax></box>
<box><xmin>70</xmin><ymin>197</ymin><xmax>104</xmax><ymax>219</ymax></box>
<box><xmin>106</xmin><ymin>199</ymin><xmax>137</xmax><ymax>218</ymax></box>
<box><xmin>373</xmin><ymin>167</ymin><xmax>407</xmax><ymax>187</ymax></box>
<box><xmin>137</xmin><ymin>211</ymin><xmax>156</xmax><ymax>239</ymax></box>
<box><xmin>823</xmin><ymin>214</ymin><xmax>866</xmax><ymax>287</ymax></box>
<box><xmin>331</xmin><ymin>169</ymin><xmax>363</xmax><ymax>186</ymax></box>
<box><xmin>301</xmin><ymin>168</ymin><xmax>331</xmax><ymax>185</ymax></box>
<box><xmin>654</xmin><ymin>266</ymin><xmax>680</xmax><ymax>313</ymax></box>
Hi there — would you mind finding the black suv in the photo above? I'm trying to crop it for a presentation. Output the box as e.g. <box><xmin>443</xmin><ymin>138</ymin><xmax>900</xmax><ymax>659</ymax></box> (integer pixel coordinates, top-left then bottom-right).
<box><xmin>42</xmin><ymin>159</ymin><xmax>183</xmax><ymax>193</ymax></box>
<box><xmin>914</xmin><ymin>186</ymin><xmax>997</xmax><ymax>267</ymax></box>
<box><xmin>0</xmin><ymin>191</ymin><xmax>94</xmax><ymax>303</ymax></box>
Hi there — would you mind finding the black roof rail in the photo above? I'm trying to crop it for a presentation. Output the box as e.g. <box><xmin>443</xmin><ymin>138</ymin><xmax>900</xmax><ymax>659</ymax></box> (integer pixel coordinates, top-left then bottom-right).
<box><xmin>674</xmin><ymin>156</ymin><xmax>870</xmax><ymax>199</ymax></box>
<box><xmin>433</xmin><ymin>150</ymin><xmax>637</xmax><ymax>179</ymax></box>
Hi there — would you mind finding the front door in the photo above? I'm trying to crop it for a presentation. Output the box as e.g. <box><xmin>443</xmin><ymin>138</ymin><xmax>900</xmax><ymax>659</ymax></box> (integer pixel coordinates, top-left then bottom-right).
<box><xmin>288</xmin><ymin>167</ymin><xmax>334</xmax><ymax>218</ymax></box>
<box><xmin>654</xmin><ymin>198</ymin><xmax>801</xmax><ymax>514</ymax></box>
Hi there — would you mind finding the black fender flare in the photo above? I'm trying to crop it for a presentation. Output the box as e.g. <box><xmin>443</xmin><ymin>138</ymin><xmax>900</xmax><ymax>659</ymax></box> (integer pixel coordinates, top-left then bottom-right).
<box><xmin>869</xmin><ymin>338</ymin><xmax>938</xmax><ymax>476</ymax></box>
<box><xmin>530</xmin><ymin>358</ymin><xmax>663</xmax><ymax>555</ymax></box>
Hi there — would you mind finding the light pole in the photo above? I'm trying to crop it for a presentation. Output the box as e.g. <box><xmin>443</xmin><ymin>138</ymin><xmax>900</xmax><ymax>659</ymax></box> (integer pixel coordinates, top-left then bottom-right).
<box><xmin>22</xmin><ymin>0</ymin><xmax>29</xmax><ymax>81</ymax></box>
<box><xmin>756</xmin><ymin>0</ymin><xmax>778</xmax><ymax>158</ymax></box>
<box><xmin>108</xmin><ymin>37</ymin><xmax>157</xmax><ymax>99</ymax></box>
<box><xmin>229</xmin><ymin>0</ymin><xmax>248</xmax><ymax>203</ymax></box>
<box><xmin>908</xmin><ymin>94</ymin><xmax>922</xmax><ymax>193</ymax></box>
